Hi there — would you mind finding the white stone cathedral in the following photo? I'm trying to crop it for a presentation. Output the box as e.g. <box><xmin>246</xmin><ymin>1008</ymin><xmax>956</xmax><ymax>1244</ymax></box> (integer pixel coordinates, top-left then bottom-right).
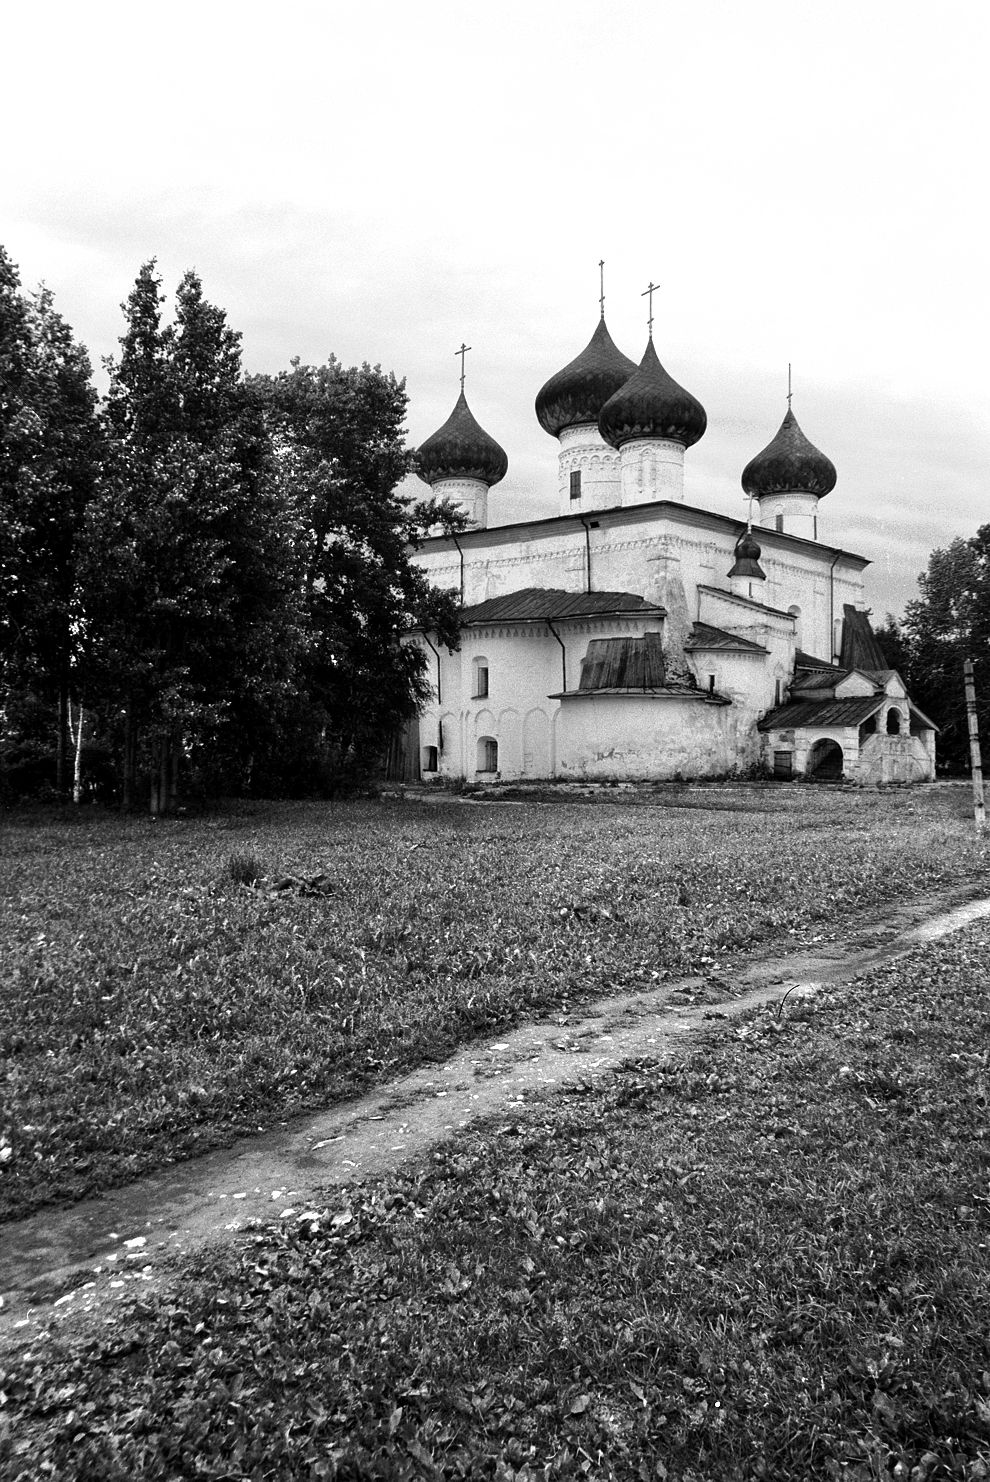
<box><xmin>404</xmin><ymin>299</ymin><xmax>936</xmax><ymax>786</ymax></box>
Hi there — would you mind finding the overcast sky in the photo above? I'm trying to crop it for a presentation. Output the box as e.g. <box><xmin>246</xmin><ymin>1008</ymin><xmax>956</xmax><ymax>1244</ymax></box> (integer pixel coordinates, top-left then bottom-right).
<box><xmin>5</xmin><ymin>0</ymin><xmax>987</xmax><ymax>619</ymax></box>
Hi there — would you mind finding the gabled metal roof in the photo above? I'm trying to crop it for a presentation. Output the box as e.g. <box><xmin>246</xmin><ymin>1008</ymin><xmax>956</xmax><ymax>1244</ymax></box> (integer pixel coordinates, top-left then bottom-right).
<box><xmin>790</xmin><ymin>668</ymin><xmax>852</xmax><ymax>692</ymax></box>
<box><xmin>758</xmin><ymin>698</ymin><xmax>883</xmax><ymax>732</ymax></box>
<box><xmin>458</xmin><ymin>588</ymin><xmax>663</xmax><ymax>625</ymax></box>
<box><xmin>685</xmin><ymin>622</ymin><xmax>768</xmax><ymax>654</ymax></box>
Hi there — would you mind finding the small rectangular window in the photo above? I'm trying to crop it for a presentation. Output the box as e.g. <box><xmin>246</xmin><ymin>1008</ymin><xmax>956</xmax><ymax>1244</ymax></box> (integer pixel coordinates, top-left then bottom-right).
<box><xmin>708</xmin><ymin>674</ymin><xmax>716</xmax><ymax>695</ymax></box>
<box><xmin>474</xmin><ymin>664</ymin><xmax>489</xmax><ymax>698</ymax></box>
<box><xmin>775</xmin><ymin>514</ymin><xmax>784</xmax><ymax>532</ymax></box>
<box><xmin>569</xmin><ymin>470</ymin><xmax>581</xmax><ymax>500</ymax></box>
<box><xmin>423</xmin><ymin>746</ymin><xmax>438</xmax><ymax>773</ymax></box>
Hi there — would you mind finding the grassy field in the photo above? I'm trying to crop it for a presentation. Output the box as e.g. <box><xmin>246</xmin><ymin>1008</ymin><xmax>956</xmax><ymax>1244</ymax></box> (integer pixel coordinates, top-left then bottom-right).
<box><xmin>2</xmin><ymin>899</ymin><xmax>988</xmax><ymax>1479</ymax></box>
<box><xmin>1</xmin><ymin>785</ymin><xmax>988</xmax><ymax>1223</ymax></box>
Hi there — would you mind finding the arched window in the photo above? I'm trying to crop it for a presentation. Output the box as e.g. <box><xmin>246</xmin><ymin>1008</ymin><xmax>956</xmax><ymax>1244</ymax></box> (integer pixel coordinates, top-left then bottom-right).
<box><xmin>788</xmin><ymin>604</ymin><xmax>802</xmax><ymax>649</ymax></box>
<box><xmin>472</xmin><ymin>655</ymin><xmax>489</xmax><ymax>698</ymax></box>
<box><xmin>886</xmin><ymin>707</ymin><xmax>902</xmax><ymax>736</ymax></box>
<box><xmin>477</xmin><ymin>736</ymin><xmax>498</xmax><ymax>773</ymax></box>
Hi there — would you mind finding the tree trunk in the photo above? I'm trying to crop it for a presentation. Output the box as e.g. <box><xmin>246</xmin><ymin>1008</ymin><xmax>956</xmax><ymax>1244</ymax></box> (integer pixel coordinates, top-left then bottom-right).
<box><xmin>70</xmin><ymin>702</ymin><xmax>85</xmax><ymax>804</ymax></box>
<box><xmin>56</xmin><ymin>677</ymin><xmax>70</xmax><ymax>796</ymax></box>
<box><xmin>122</xmin><ymin>703</ymin><xmax>135</xmax><ymax>812</ymax></box>
<box><xmin>168</xmin><ymin>732</ymin><xmax>180</xmax><ymax>814</ymax></box>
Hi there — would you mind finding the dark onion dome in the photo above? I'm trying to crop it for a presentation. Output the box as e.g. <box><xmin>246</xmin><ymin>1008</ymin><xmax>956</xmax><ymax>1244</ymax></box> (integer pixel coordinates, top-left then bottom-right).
<box><xmin>598</xmin><ymin>337</ymin><xmax>707</xmax><ymax>450</ymax></box>
<box><xmin>741</xmin><ymin>407</ymin><xmax>837</xmax><ymax>498</ymax></box>
<box><xmin>728</xmin><ymin>527</ymin><xmax>766</xmax><ymax>580</ymax></box>
<box><xmin>416</xmin><ymin>390</ymin><xmax>508</xmax><ymax>488</ymax></box>
<box><xmin>535</xmin><ymin>317</ymin><xmax>637</xmax><ymax>438</ymax></box>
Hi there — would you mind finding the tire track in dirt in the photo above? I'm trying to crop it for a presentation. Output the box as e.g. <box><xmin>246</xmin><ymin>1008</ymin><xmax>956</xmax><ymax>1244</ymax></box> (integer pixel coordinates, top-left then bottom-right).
<box><xmin>3</xmin><ymin>881</ymin><xmax>990</xmax><ymax>1345</ymax></box>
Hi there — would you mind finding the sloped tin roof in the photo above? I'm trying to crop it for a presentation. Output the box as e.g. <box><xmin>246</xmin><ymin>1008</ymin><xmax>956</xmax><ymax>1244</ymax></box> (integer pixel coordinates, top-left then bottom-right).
<box><xmin>685</xmin><ymin>622</ymin><xmax>768</xmax><ymax>654</ymax></box>
<box><xmin>758</xmin><ymin>698</ymin><xmax>883</xmax><ymax>731</ymax></box>
<box><xmin>459</xmin><ymin>588</ymin><xmax>663</xmax><ymax>625</ymax></box>
<box><xmin>579</xmin><ymin>633</ymin><xmax>665</xmax><ymax>690</ymax></box>
<box><xmin>840</xmin><ymin>605</ymin><xmax>888</xmax><ymax>671</ymax></box>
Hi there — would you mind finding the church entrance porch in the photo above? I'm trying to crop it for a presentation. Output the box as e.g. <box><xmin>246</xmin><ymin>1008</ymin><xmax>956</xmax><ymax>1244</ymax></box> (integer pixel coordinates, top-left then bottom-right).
<box><xmin>806</xmin><ymin>738</ymin><xmax>844</xmax><ymax>781</ymax></box>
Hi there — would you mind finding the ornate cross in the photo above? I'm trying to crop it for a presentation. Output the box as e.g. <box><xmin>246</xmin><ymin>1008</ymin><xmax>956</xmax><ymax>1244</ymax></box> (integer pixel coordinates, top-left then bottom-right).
<box><xmin>641</xmin><ymin>280</ymin><xmax>659</xmax><ymax>337</ymax></box>
<box><xmin>787</xmin><ymin>362</ymin><xmax>793</xmax><ymax>409</ymax></box>
<box><xmin>599</xmin><ymin>259</ymin><xmax>605</xmax><ymax>318</ymax></box>
<box><xmin>455</xmin><ymin>342</ymin><xmax>471</xmax><ymax>391</ymax></box>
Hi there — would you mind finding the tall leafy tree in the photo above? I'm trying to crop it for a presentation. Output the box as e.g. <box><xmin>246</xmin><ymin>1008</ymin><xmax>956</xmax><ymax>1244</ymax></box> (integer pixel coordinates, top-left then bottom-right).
<box><xmin>890</xmin><ymin>533</ymin><xmax>990</xmax><ymax>771</ymax></box>
<box><xmin>0</xmin><ymin>247</ymin><xmax>100</xmax><ymax>790</ymax></box>
<box><xmin>81</xmin><ymin>263</ymin><xmax>302</xmax><ymax>812</ymax></box>
<box><xmin>248</xmin><ymin>359</ymin><xmax>461</xmax><ymax>786</ymax></box>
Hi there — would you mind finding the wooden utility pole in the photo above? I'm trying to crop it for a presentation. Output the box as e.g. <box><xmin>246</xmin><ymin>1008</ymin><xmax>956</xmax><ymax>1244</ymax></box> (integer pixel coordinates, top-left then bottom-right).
<box><xmin>963</xmin><ymin>657</ymin><xmax>985</xmax><ymax>830</ymax></box>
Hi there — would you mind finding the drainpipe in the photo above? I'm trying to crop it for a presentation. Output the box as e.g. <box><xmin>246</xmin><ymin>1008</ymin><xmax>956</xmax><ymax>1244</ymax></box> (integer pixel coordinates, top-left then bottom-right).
<box><xmin>578</xmin><ymin>515</ymin><xmax>596</xmax><ymax>594</ymax></box>
<box><xmin>547</xmin><ymin>617</ymin><xmax>567</xmax><ymax>692</ymax></box>
<box><xmin>828</xmin><ymin>550</ymin><xmax>842</xmax><ymax>662</ymax></box>
<box><xmin>450</xmin><ymin>532</ymin><xmax>465</xmax><ymax>604</ymax></box>
<box><xmin>421</xmin><ymin>632</ymin><xmax>442</xmax><ymax>705</ymax></box>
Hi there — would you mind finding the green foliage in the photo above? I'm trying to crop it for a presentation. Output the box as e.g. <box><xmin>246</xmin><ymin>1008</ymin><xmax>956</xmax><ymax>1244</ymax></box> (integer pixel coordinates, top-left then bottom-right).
<box><xmin>0</xmin><ymin>247</ymin><xmax>101</xmax><ymax>789</ymax></box>
<box><xmin>889</xmin><ymin>531</ymin><xmax>990</xmax><ymax>771</ymax></box>
<box><xmin>0</xmin><ymin>787</ymin><xmax>985</xmax><ymax>1223</ymax></box>
<box><xmin>247</xmin><ymin>360</ymin><xmax>461</xmax><ymax>788</ymax></box>
<box><xmin>80</xmin><ymin>263</ymin><xmax>303</xmax><ymax>811</ymax></box>
<box><xmin>3</xmin><ymin>880</ymin><xmax>990</xmax><ymax>1479</ymax></box>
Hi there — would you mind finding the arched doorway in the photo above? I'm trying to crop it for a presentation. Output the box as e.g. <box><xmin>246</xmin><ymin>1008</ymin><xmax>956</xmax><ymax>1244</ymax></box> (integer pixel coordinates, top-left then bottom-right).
<box><xmin>806</xmin><ymin>738</ymin><xmax>844</xmax><ymax>781</ymax></box>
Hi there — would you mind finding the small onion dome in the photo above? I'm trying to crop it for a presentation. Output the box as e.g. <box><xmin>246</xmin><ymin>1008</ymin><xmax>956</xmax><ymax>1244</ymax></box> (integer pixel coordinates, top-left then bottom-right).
<box><xmin>728</xmin><ymin>528</ymin><xmax>766</xmax><ymax>581</ymax></box>
<box><xmin>741</xmin><ymin>407</ymin><xmax>837</xmax><ymax>498</ymax></box>
<box><xmin>535</xmin><ymin>317</ymin><xmax>636</xmax><ymax>438</ymax></box>
<box><xmin>416</xmin><ymin>390</ymin><xmax>508</xmax><ymax>488</ymax></box>
<box><xmin>598</xmin><ymin>337</ymin><xmax>707</xmax><ymax>450</ymax></box>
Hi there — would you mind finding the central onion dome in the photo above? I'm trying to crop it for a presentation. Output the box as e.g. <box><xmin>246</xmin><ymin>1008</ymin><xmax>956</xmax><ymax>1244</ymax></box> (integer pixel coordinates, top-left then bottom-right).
<box><xmin>535</xmin><ymin>317</ymin><xmax>636</xmax><ymax>438</ymax></box>
<box><xmin>598</xmin><ymin>338</ymin><xmax>707</xmax><ymax>450</ymax></box>
<box><xmin>416</xmin><ymin>390</ymin><xmax>508</xmax><ymax>488</ymax></box>
<box><xmin>742</xmin><ymin>407</ymin><xmax>836</xmax><ymax>498</ymax></box>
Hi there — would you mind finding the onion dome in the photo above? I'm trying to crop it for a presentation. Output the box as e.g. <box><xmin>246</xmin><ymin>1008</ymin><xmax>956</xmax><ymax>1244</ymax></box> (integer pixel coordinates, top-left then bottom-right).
<box><xmin>742</xmin><ymin>407</ymin><xmax>836</xmax><ymax>498</ymax></box>
<box><xmin>535</xmin><ymin>317</ymin><xmax>636</xmax><ymax>438</ymax></box>
<box><xmin>416</xmin><ymin>390</ymin><xmax>508</xmax><ymax>488</ymax></box>
<box><xmin>598</xmin><ymin>337</ymin><xmax>707</xmax><ymax>450</ymax></box>
<box><xmin>728</xmin><ymin>527</ymin><xmax>766</xmax><ymax>581</ymax></box>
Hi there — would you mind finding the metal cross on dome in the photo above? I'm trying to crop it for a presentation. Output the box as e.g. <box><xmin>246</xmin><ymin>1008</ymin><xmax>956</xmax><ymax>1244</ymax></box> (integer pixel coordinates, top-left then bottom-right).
<box><xmin>455</xmin><ymin>342</ymin><xmax>471</xmax><ymax>392</ymax></box>
<box><xmin>599</xmin><ymin>259</ymin><xmax>605</xmax><ymax>318</ymax></box>
<box><xmin>642</xmin><ymin>280</ymin><xmax>660</xmax><ymax>337</ymax></box>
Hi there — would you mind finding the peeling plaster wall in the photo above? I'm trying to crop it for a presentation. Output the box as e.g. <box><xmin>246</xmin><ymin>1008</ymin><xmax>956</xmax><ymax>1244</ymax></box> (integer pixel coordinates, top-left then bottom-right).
<box><xmin>555</xmin><ymin>695</ymin><xmax>744</xmax><ymax>780</ymax></box>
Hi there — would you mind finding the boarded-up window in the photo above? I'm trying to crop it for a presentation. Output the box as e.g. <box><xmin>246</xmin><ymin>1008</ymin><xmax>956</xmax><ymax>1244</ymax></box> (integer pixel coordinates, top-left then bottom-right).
<box><xmin>773</xmin><ymin>750</ymin><xmax>793</xmax><ymax>779</ymax></box>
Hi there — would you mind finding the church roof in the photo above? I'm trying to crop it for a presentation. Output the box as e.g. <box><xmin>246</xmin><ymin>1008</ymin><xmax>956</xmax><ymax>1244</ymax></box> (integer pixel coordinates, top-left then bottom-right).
<box><xmin>578</xmin><ymin>633</ymin><xmax>665</xmax><ymax>690</ymax></box>
<box><xmin>758</xmin><ymin>698</ymin><xmax>883</xmax><ymax>731</ymax></box>
<box><xmin>685</xmin><ymin>623</ymin><xmax>768</xmax><ymax>654</ymax></box>
<box><xmin>839</xmin><ymin>605</ymin><xmax>887</xmax><ymax>670</ymax></box>
<box><xmin>416</xmin><ymin>390</ymin><xmax>508</xmax><ymax>488</ymax></box>
<box><xmin>598</xmin><ymin>338</ymin><xmax>707</xmax><ymax>451</ymax></box>
<box><xmin>742</xmin><ymin>406</ymin><xmax>837</xmax><ymax>499</ymax></box>
<box><xmin>535</xmin><ymin>317</ymin><xmax>636</xmax><ymax>438</ymax></box>
<box><xmin>459</xmin><ymin>588</ymin><xmax>663</xmax><ymax>625</ymax></box>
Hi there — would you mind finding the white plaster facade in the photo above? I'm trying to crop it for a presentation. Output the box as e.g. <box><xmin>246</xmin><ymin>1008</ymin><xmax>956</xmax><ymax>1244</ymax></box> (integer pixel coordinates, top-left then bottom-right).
<box><xmin>406</xmin><ymin>324</ymin><xmax>935</xmax><ymax>786</ymax></box>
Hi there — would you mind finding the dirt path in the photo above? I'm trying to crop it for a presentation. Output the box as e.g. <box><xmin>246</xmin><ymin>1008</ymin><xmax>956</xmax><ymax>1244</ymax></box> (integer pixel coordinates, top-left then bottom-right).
<box><xmin>4</xmin><ymin>882</ymin><xmax>990</xmax><ymax>1346</ymax></box>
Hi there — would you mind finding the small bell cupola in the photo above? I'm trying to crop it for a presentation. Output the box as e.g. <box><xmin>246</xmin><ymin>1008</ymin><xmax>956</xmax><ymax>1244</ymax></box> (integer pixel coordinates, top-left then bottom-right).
<box><xmin>597</xmin><ymin>280</ymin><xmax>706</xmax><ymax>506</ymax></box>
<box><xmin>742</xmin><ymin>369</ymin><xmax>836</xmax><ymax>541</ymax></box>
<box><xmin>535</xmin><ymin>263</ymin><xmax>636</xmax><ymax>515</ymax></box>
<box><xmin>727</xmin><ymin>523</ymin><xmax>767</xmax><ymax>599</ymax></box>
<box><xmin>415</xmin><ymin>344</ymin><xmax>508</xmax><ymax>530</ymax></box>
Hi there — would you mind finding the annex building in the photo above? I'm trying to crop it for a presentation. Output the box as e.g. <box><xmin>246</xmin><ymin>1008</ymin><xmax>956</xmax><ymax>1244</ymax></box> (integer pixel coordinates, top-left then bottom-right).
<box><xmin>403</xmin><ymin>304</ymin><xmax>937</xmax><ymax>786</ymax></box>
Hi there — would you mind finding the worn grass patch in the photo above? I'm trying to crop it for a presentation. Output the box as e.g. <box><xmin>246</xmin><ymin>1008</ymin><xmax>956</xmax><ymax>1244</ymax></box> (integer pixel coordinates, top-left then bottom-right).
<box><xmin>2</xmin><ymin>913</ymin><xmax>989</xmax><ymax>1478</ymax></box>
<box><xmin>0</xmin><ymin>786</ymin><xmax>986</xmax><ymax>1220</ymax></box>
